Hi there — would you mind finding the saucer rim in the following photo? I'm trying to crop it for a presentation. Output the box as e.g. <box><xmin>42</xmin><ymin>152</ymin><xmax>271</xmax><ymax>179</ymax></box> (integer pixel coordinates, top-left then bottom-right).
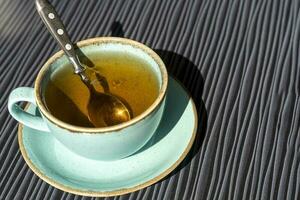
<box><xmin>18</xmin><ymin>81</ymin><xmax>198</xmax><ymax>197</ymax></box>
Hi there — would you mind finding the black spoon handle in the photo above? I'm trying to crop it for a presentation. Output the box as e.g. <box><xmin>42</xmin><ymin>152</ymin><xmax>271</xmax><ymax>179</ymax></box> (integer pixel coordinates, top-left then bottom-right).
<box><xmin>35</xmin><ymin>0</ymin><xmax>85</xmax><ymax>75</ymax></box>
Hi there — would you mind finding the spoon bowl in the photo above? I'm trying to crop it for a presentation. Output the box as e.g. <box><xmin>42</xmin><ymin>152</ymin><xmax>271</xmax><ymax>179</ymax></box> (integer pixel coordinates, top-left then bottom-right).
<box><xmin>87</xmin><ymin>92</ymin><xmax>131</xmax><ymax>127</ymax></box>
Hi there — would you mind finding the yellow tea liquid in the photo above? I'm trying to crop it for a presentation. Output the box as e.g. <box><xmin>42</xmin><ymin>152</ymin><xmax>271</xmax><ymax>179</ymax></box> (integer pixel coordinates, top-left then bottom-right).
<box><xmin>44</xmin><ymin>53</ymin><xmax>160</xmax><ymax>127</ymax></box>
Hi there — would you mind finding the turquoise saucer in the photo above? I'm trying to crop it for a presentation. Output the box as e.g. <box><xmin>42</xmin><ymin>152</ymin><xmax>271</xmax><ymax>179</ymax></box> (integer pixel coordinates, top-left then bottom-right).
<box><xmin>18</xmin><ymin>77</ymin><xmax>197</xmax><ymax>197</ymax></box>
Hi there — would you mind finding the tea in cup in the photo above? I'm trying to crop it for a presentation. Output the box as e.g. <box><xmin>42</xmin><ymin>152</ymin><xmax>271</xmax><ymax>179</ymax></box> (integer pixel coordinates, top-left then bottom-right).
<box><xmin>8</xmin><ymin>37</ymin><xmax>168</xmax><ymax>160</ymax></box>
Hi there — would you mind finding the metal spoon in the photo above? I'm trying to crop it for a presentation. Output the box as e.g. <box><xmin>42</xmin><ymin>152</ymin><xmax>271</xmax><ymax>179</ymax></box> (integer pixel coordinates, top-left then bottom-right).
<box><xmin>35</xmin><ymin>0</ymin><xmax>131</xmax><ymax>127</ymax></box>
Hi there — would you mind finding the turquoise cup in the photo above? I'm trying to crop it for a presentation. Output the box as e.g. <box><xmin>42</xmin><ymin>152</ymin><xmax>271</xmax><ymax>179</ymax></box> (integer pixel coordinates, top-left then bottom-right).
<box><xmin>8</xmin><ymin>37</ymin><xmax>168</xmax><ymax>160</ymax></box>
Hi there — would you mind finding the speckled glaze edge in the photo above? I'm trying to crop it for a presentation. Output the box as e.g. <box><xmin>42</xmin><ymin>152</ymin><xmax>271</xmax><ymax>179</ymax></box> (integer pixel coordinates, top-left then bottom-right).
<box><xmin>34</xmin><ymin>37</ymin><xmax>168</xmax><ymax>133</ymax></box>
<box><xmin>18</xmin><ymin>93</ymin><xmax>198</xmax><ymax>197</ymax></box>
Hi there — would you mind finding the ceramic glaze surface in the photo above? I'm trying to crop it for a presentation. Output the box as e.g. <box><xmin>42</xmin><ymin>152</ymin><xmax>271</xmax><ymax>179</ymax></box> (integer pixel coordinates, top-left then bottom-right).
<box><xmin>43</xmin><ymin>99</ymin><xmax>165</xmax><ymax>160</ymax></box>
<box><xmin>19</xmin><ymin>77</ymin><xmax>197</xmax><ymax>196</ymax></box>
<box><xmin>8</xmin><ymin>38</ymin><xmax>168</xmax><ymax>160</ymax></box>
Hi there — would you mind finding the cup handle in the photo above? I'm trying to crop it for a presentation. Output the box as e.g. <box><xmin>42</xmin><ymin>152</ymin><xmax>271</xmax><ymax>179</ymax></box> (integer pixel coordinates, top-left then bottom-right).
<box><xmin>8</xmin><ymin>87</ymin><xmax>50</xmax><ymax>132</ymax></box>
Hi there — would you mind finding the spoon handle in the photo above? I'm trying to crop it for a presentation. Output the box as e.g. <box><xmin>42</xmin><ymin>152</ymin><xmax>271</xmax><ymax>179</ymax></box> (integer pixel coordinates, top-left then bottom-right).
<box><xmin>35</xmin><ymin>0</ymin><xmax>85</xmax><ymax>75</ymax></box>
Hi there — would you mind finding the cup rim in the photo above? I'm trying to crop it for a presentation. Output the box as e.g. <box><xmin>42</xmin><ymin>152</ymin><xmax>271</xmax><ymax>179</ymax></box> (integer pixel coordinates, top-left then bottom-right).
<box><xmin>34</xmin><ymin>37</ymin><xmax>168</xmax><ymax>133</ymax></box>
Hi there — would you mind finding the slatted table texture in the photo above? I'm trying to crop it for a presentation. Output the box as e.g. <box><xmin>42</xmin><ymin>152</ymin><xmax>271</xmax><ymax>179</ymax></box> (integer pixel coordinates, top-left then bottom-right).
<box><xmin>1</xmin><ymin>0</ymin><xmax>300</xmax><ymax>199</ymax></box>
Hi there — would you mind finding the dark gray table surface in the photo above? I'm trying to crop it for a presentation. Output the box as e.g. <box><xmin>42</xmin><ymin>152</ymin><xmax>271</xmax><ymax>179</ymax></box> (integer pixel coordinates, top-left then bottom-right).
<box><xmin>1</xmin><ymin>0</ymin><xmax>300</xmax><ymax>199</ymax></box>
